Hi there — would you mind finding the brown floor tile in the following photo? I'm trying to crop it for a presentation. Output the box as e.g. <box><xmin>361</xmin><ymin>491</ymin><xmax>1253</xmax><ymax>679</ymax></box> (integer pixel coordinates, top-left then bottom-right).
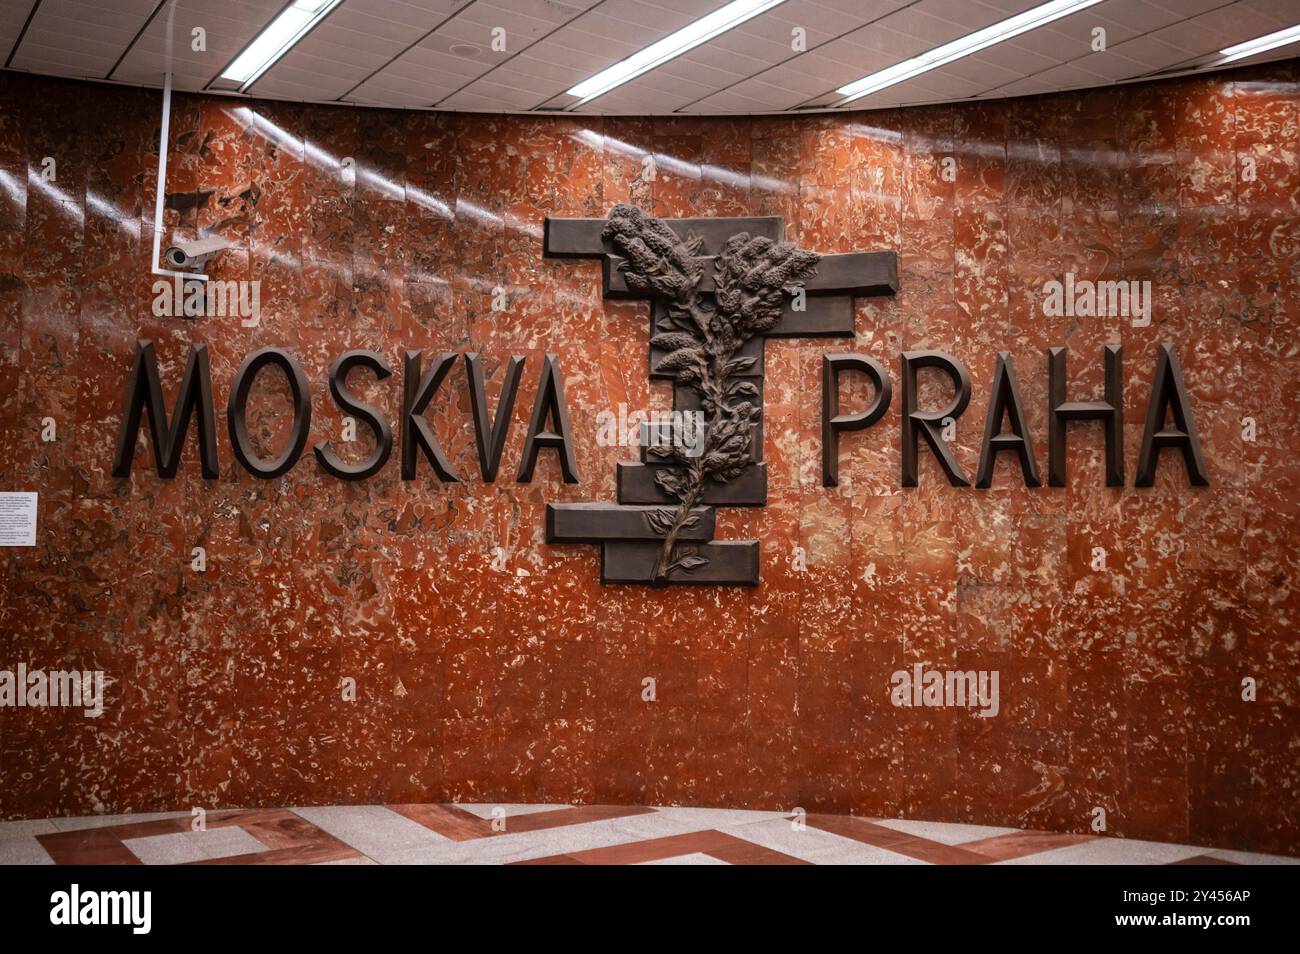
<box><xmin>961</xmin><ymin>830</ymin><xmax>1096</xmax><ymax>862</ymax></box>
<box><xmin>389</xmin><ymin>803</ymin><xmax>658</xmax><ymax>841</ymax></box>
<box><xmin>36</xmin><ymin>809</ymin><xmax>356</xmax><ymax>866</ymax></box>
<box><xmin>513</xmin><ymin>829</ymin><xmax>810</xmax><ymax>865</ymax></box>
<box><xmin>1169</xmin><ymin>854</ymin><xmax>1237</xmax><ymax>865</ymax></box>
<box><xmin>805</xmin><ymin>815</ymin><xmax>993</xmax><ymax>863</ymax></box>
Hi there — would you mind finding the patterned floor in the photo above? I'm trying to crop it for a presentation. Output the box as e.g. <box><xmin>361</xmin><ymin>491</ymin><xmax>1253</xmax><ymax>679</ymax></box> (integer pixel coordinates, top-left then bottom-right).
<box><xmin>1</xmin><ymin>805</ymin><xmax>1294</xmax><ymax>865</ymax></box>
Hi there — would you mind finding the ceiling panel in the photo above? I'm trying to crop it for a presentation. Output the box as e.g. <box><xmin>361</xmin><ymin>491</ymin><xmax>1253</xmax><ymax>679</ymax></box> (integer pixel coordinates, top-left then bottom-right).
<box><xmin>829</xmin><ymin>0</ymin><xmax>1300</xmax><ymax>110</ymax></box>
<box><xmin>658</xmin><ymin>0</ymin><xmax>911</xmax><ymax>111</ymax></box>
<box><xmin>113</xmin><ymin>0</ymin><xmax>287</xmax><ymax>89</ymax></box>
<box><xmin>10</xmin><ymin>0</ymin><xmax>158</xmax><ymax>77</ymax></box>
<box><xmin>0</xmin><ymin>0</ymin><xmax>1297</xmax><ymax>114</ymax></box>
<box><xmin>254</xmin><ymin>0</ymin><xmax>471</xmax><ymax>102</ymax></box>
<box><xmin>1</xmin><ymin>3</ymin><xmax>35</xmax><ymax>67</ymax></box>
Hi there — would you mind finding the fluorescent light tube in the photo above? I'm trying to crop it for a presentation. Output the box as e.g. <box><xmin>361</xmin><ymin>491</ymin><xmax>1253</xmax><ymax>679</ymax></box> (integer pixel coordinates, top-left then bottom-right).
<box><xmin>566</xmin><ymin>0</ymin><xmax>788</xmax><ymax>105</ymax></box>
<box><xmin>835</xmin><ymin>0</ymin><xmax>1104</xmax><ymax>104</ymax></box>
<box><xmin>221</xmin><ymin>0</ymin><xmax>341</xmax><ymax>89</ymax></box>
<box><xmin>1219</xmin><ymin>24</ymin><xmax>1300</xmax><ymax>64</ymax></box>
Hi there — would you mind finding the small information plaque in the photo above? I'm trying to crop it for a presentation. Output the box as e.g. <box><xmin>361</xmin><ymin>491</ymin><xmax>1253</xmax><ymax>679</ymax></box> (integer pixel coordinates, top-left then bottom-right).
<box><xmin>0</xmin><ymin>492</ymin><xmax>38</xmax><ymax>547</ymax></box>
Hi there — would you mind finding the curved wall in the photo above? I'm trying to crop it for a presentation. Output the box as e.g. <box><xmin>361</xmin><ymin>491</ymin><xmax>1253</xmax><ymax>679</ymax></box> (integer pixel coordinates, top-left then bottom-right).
<box><xmin>0</xmin><ymin>64</ymin><xmax>1296</xmax><ymax>853</ymax></box>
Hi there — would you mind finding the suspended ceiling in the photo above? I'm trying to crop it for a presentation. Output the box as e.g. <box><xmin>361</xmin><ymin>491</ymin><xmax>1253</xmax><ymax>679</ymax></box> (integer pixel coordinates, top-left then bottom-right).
<box><xmin>2</xmin><ymin>0</ymin><xmax>1298</xmax><ymax>115</ymax></box>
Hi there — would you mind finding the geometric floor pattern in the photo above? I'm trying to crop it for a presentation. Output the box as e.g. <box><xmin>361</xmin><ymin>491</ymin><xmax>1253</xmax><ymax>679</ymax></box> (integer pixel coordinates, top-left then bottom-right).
<box><xmin>2</xmin><ymin>805</ymin><xmax>1295</xmax><ymax>865</ymax></box>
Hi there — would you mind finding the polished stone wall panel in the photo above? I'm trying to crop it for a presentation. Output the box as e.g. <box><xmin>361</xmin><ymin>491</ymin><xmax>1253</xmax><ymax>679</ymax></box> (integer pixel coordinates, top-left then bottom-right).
<box><xmin>0</xmin><ymin>63</ymin><xmax>1297</xmax><ymax>852</ymax></box>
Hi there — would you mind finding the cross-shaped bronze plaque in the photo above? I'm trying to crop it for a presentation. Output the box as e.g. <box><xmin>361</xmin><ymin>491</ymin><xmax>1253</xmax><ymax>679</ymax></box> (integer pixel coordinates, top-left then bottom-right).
<box><xmin>543</xmin><ymin>206</ymin><xmax>898</xmax><ymax>585</ymax></box>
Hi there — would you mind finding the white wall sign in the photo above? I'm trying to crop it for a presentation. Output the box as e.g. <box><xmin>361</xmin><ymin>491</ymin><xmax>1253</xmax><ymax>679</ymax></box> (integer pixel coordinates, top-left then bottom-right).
<box><xmin>0</xmin><ymin>492</ymin><xmax>38</xmax><ymax>547</ymax></box>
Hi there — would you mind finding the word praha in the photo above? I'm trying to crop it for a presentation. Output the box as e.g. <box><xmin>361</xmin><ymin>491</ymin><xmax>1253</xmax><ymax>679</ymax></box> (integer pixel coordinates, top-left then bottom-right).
<box><xmin>822</xmin><ymin>343</ymin><xmax>1209</xmax><ymax>488</ymax></box>
<box><xmin>112</xmin><ymin>343</ymin><xmax>580</xmax><ymax>483</ymax></box>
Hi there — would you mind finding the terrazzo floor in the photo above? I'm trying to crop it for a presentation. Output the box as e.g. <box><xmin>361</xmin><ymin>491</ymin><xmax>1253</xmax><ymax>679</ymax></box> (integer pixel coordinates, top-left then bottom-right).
<box><xmin>1</xmin><ymin>804</ymin><xmax>1295</xmax><ymax>865</ymax></box>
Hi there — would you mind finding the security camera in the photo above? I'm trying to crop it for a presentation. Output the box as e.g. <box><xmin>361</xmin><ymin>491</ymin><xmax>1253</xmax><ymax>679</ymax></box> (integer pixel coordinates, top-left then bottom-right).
<box><xmin>163</xmin><ymin>236</ymin><xmax>232</xmax><ymax>270</ymax></box>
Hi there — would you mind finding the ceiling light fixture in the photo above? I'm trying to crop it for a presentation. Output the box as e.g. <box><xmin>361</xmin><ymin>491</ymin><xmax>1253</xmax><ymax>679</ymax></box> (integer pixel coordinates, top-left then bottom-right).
<box><xmin>1219</xmin><ymin>23</ymin><xmax>1300</xmax><ymax>64</ymax></box>
<box><xmin>566</xmin><ymin>0</ymin><xmax>788</xmax><ymax>105</ymax></box>
<box><xmin>834</xmin><ymin>0</ymin><xmax>1103</xmax><ymax>105</ymax></box>
<box><xmin>221</xmin><ymin>0</ymin><xmax>342</xmax><ymax>90</ymax></box>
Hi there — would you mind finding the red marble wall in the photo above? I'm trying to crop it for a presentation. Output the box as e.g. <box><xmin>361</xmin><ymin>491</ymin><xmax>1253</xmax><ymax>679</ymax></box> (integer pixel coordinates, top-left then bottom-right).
<box><xmin>0</xmin><ymin>62</ymin><xmax>1296</xmax><ymax>854</ymax></box>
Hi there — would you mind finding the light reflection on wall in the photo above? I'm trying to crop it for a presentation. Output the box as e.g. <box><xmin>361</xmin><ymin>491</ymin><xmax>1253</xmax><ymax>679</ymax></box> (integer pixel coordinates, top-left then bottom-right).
<box><xmin>573</xmin><ymin>128</ymin><xmax>796</xmax><ymax>195</ymax></box>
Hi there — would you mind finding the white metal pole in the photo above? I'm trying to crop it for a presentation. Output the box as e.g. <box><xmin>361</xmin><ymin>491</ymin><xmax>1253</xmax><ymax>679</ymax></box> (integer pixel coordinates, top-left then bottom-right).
<box><xmin>151</xmin><ymin>3</ymin><xmax>207</xmax><ymax>282</ymax></box>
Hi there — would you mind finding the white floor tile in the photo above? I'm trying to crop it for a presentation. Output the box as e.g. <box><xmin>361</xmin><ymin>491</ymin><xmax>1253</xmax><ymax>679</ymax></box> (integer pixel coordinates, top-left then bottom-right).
<box><xmin>51</xmin><ymin>812</ymin><xmax>190</xmax><ymax>832</ymax></box>
<box><xmin>124</xmin><ymin>827</ymin><xmax>266</xmax><ymax>865</ymax></box>
<box><xmin>638</xmin><ymin>852</ymin><xmax>730</xmax><ymax>865</ymax></box>
<box><xmin>0</xmin><ymin>836</ymin><xmax>54</xmax><ymax>864</ymax></box>
<box><xmin>998</xmin><ymin>837</ymin><xmax>1205</xmax><ymax>865</ymax></box>
<box><xmin>381</xmin><ymin>811</ymin><xmax>697</xmax><ymax>865</ymax></box>
<box><xmin>1204</xmin><ymin>847</ymin><xmax>1300</xmax><ymax>865</ymax></box>
<box><xmin>0</xmin><ymin>818</ymin><xmax>59</xmax><ymax>840</ymax></box>
<box><xmin>651</xmin><ymin>806</ymin><xmax>789</xmax><ymax>830</ymax></box>
<box><xmin>718</xmin><ymin>818</ymin><xmax>928</xmax><ymax>865</ymax></box>
<box><xmin>874</xmin><ymin>818</ymin><xmax>1022</xmax><ymax>845</ymax></box>
<box><xmin>455</xmin><ymin>803</ymin><xmax>571</xmax><ymax>819</ymax></box>
<box><xmin>315</xmin><ymin>855</ymin><xmax>379</xmax><ymax>865</ymax></box>
<box><xmin>291</xmin><ymin>805</ymin><xmax>451</xmax><ymax>863</ymax></box>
